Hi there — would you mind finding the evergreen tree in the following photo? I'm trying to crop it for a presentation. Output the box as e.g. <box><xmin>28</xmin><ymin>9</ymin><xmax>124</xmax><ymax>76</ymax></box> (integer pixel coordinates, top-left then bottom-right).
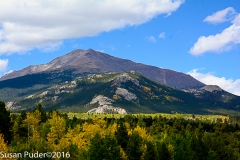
<box><xmin>126</xmin><ymin>131</ymin><xmax>142</xmax><ymax>160</ymax></box>
<box><xmin>115</xmin><ymin>121</ymin><xmax>129</xmax><ymax>151</ymax></box>
<box><xmin>144</xmin><ymin>140</ymin><xmax>156</xmax><ymax>160</ymax></box>
<box><xmin>0</xmin><ymin>101</ymin><xmax>11</xmax><ymax>143</ymax></box>
<box><xmin>137</xmin><ymin>116</ymin><xmax>146</xmax><ymax>128</ymax></box>
<box><xmin>156</xmin><ymin>141</ymin><xmax>171</xmax><ymax>160</ymax></box>
<box><xmin>207</xmin><ymin>150</ymin><xmax>220</xmax><ymax>160</ymax></box>
<box><xmin>88</xmin><ymin>133</ymin><xmax>122</xmax><ymax>160</ymax></box>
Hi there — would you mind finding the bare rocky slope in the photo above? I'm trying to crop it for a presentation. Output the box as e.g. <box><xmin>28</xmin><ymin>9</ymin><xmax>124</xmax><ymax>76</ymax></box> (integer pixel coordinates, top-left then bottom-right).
<box><xmin>0</xmin><ymin>49</ymin><xmax>204</xmax><ymax>90</ymax></box>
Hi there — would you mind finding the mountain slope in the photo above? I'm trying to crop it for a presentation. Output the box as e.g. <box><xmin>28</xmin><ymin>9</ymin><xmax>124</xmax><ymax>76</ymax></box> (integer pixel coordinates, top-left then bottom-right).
<box><xmin>4</xmin><ymin>71</ymin><xmax>240</xmax><ymax>114</ymax></box>
<box><xmin>0</xmin><ymin>49</ymin><xmax>204</xmax><ymax>90</ymax></box>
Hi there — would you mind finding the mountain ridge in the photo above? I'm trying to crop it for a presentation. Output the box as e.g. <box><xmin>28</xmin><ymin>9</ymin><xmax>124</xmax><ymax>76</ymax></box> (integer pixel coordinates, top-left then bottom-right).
<box><xmin>0</xmin><ymin>49</ymin><xmax>204</xmax><ymax>90</ymax></box>
<box><xmin>4</xmin><ymin>71</ymin><xmax>240</xmax><ymax>114</ymax></box>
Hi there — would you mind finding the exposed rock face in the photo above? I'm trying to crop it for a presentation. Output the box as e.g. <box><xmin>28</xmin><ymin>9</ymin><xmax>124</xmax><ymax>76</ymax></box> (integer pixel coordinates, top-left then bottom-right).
<box><xmin>25</xmin><ymin>95</ymin><xmax>34</xmax><ymax>99</ymax></box>
<box><xmin>88</xmin><ymin>105</ymin><xmax>127</xmax><ymax>114</ymax></box>
<box><xmin>40</xmin><ymin>91</ymin><xmax>49</xmax><ymax>97</ymax></box>
<box><xmin>6</xmin><ymin>102</ymin><xmax>14</xmax><ymax>109</ymax></box>
<box><xmin>201</xmin><ymin>85</ymin><xmax>222</xmax><ymax>92</ymax></box>
<box><xmin>0</xmin><ymin>49</ymin><xmax>205</xmax><ymax>89</ymax></box>
<box><xmin>6</xmin><ymin>102</ymin><xmax>21</xmax><ymax>110</ymax></box>
<box><xmin>184</xmin><ymin>85</ymin><xmax>224</xmax><ymax>96</ymax></box>
<box><xmin>112</xmin><ymin>73</ymin><xmax>139</xmax><ymax>87</ymax></box>
<box><xmin>183</xmin><ymin>85</ymin><xmax>232</xmax><ymax>102</ymax></box>
<box><xmin>90</xmin><ymin>95</ymin><xmax>114</xmax><ymax>106</ymax></box>
<box><xmin>115</xmin><ymin>88</ymin><xmax>137</xmax><ymax>100</ymax></box>
<box><xmin>89</xmin><ymin>95</ymin><xmax>127</xmax><ymax>114</ymax></box>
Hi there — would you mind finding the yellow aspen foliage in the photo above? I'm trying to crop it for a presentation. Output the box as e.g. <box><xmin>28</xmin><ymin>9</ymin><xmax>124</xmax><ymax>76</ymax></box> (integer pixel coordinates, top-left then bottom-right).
<box><xmin>82</xmin><ymin>122</ymin><xmax>105</xmax><ymax>139</ymax></box>
<box><xmin>142</xmin><ymin>86</ymin><xmax>151</xmax><ymax>92</ymax></box>
<box><xmin>52</xmin><ymin>137</ymin><xmax>71</xmax><ymax>152</ymax></box>
<box><xmin>107</xmin><ymin>122</ymin><xmax>118</xmax><ymax>136</ymax></box>
<box><xmin>141</xmin><ymin>144</ymin><xmax>147</xmax><ymax>160</ymax></box>
<box><xmin>92</xmin><ymin>118</ymin><xmax>107</xmax><ymax>129</ymax></box>
<box><xmin>113</xmin><ymin>94</ymin><xmax>121</xmax><ymax>100</ymax></box>
<box><xmin>120</xmin><ymin>147</ymin><xmax>128</xmax><ymax>160</ymax></box>
<box><xmin>66</xmin><ymin>124</ymin><xmax>81</xmax><ymax>137</ymax></box>
<box><xmin>67</xmin><ymin>119</ymin><xmax>108</xmax><ymax>150</ymax></box>
<box><xmin>124</xmin><ymin>122</ymin><xmax>132</xmax><ymax>135</ymax></box>
<box><xmin>65</xmin><ymin>125</ymin><xmax>86</xmax><ymax>149</ymax></box>
<box><xmin>68</xmin><ymin>132</ymin><xmax>86</xmax><ymax>149</ymax></box>
<box><xmin>0</xmin><ymin>134</ymin><xmax>17</xmax><ymax>160</ymax></box>
<box><xmin>22</xmin><ymin>110</ymin><xmax>41</xmax><ymax>141</ymax></box>
<box><xmin>23</xmin><ymin>110</ymin><xmax>41</xmax><ymax>130</ymax></box>
<box><xmin>134</xmin><ymin>126</ymin><xmax>152</xmax><ymax>141</ymax></box>
<box><xmin>167</xmin><ymin>144</ymin><xmax>175</xmax><ymax>159</ymax></box>
<box><xmin>47</xmin><ymin>111</ymin><xmax>66</xmax><ymax>145</ymax></box>
<box><xmin>12</xmin><ymin>117</ymin><xmax>21</xmax><ymax>141</ymax></box>
<box><xmin>0</xmin><ymin>133</ymin><xmax>8</xmax><ymax>153</ymax></box>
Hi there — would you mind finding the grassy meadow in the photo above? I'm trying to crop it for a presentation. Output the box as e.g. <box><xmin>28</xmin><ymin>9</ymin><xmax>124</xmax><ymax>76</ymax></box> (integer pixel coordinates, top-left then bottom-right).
<box><xmin>66</xmin><ymin>112</ymin><xmax>229</xmax><ymax>123</ymax></box>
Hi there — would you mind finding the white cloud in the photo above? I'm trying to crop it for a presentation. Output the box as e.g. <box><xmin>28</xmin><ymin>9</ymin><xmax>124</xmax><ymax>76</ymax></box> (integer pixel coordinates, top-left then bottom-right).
<box><xmin>0</xmin><ymin>59</ymin><xmax>8</xmax><ymax>72</ymax></box>
<box><xmin>187</xmin><ymin>69</ymin><xmax>240</xmax><ymax>96</ymax></box>
<box><xmin>190</xmin><ymin>12</ymin><xmax>240</xmax><ymax>55</ymax></box>
<box><xmin>203</xmin><ymin>7</ymin><xmax>237</xmax><ymax>24</ymax></box>
<box><xmin>158</xmin><ymin>32</ymin><xmax>165</xmax><ymax>39</ymax></box>
<box><xmin>0</xmin><ymin>0</ymin><xmax>184</xmax><ymax>55</ymax></box>
<box><xmin>146</xmin><ymin>36</ymin><xmax>157</xmax><ymax>43</ymax></box>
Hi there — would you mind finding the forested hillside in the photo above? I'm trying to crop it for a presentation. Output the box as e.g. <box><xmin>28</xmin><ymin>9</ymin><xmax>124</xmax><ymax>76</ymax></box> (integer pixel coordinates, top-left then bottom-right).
<box><xmin>4</xmin><ymin>71</ymin><xmax>240</xmax><ymax>114</ymax></box>
<box><xmin>1</xmin><ymin>102</ymin><xmax>240</xmax><ymax>160</ymax></box>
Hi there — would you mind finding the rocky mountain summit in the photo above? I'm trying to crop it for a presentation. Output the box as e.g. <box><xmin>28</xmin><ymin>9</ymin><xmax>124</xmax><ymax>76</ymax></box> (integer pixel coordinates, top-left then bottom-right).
<box><xmin>0</xmin><ymin>49</ymin><xmax>204</xmax><ymax>90</ymax></box>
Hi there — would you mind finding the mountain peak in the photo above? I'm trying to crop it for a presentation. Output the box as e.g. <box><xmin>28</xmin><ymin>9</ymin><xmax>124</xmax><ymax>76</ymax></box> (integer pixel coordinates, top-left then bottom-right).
<box><xmin>0</xmin><ymin>49</ymin><xmax>204</xmax><ymax>89</ymax></box>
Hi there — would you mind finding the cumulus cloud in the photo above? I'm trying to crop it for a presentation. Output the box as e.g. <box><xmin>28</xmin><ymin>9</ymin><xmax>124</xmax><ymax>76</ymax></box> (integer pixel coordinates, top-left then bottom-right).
<box><xmin>190</xmin><ymin>8</ymin><xmax>240</xmax><ymax>56</ymax></box>
<box><xmin>158</xmin><ymin>32</ymin><xmax>165</xmax><ymax>39</ymax></box>
<box><xmin>146</xmin><ymin>36</ymin><xmax>157</xmax><ymax>43</ymax></box>
<box><xmin>203</xmin><ymin>7</ymin><xmax>237</xmax><ymax>24</ymax></box>
<box><xmin>0</xmin><ymin>0</ymin><xmax>184</xmax><ymax>54</ymax></box>
<box><xmin>187</xmin><ymin>69</ymin><xmax>240</xmax><ymax>96</ymax></box>
<box><xmin>0</xmin><ymin>59</ymin><xmax>8</xmax><ymax>72</ymax></box>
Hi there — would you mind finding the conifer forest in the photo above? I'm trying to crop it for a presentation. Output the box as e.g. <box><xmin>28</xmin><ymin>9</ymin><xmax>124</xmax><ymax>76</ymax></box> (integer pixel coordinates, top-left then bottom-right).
<box><xmin>1</xmin><ymin>102</ymin><xmax>240</xmax><ymax>160</ymax></box>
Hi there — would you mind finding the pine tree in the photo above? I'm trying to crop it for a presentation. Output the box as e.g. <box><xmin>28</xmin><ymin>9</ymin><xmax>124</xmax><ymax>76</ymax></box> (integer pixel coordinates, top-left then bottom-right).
<box><xmin>156</xmin><ymin>141</ymin><xmax>171</xmax><ymax>160</ymax></box>
<box><xmin>115</xmin><ymin>122</ymin><xmax>129</xmax><ymax>151</ymax></box>
<box><xmin>88</xmin><ymin>133</ymin><xmax>122</xmax><ymax>160</ymax></box>
<box><xmin>126</xmin><ymin>131</ymin><xmax>142</xmax><ymax>160</ymax></box>
<box><xmin>144</xmin><ymin>141</ymin><xmax>156</xmax><ymax>160</ymax></box>
<box><xmin>0</xmin><ymin>101</ymin><xmax>11</xmax><ymax>143</ymax></box>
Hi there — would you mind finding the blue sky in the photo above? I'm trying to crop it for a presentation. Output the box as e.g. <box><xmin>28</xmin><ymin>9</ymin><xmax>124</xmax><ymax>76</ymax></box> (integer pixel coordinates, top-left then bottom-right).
<box><xmin>0</xmin><ymin>0</ymin><xmax>240</xmax><ymax>95</ymax></box>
